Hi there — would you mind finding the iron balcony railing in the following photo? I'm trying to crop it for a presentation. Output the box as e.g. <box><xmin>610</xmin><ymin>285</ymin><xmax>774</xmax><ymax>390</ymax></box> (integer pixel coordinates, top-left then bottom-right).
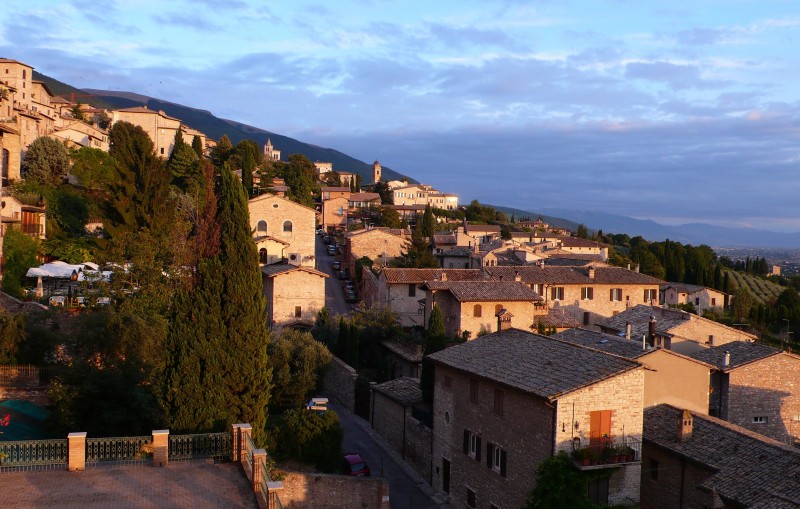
<box><xmin>571</xmin><ymin>436</ymin><xmax>642</xmax><ymax>470</ymax></box>
<box><xmin>169</xmin><ymin>432</ymin><xmax>231</xmax><ymax>461</ymax></box>
<box><xmin>258</xmin><ymin>455</ymin><xmax>284</xmax><ymax>509</ymax></box>
<box><xmin>0</xmin><ymin>439</ymin><xmax>68</xmax><ymax>471</ymax></box>
<box><xmin>86</xmin><ymin>436</ymin><xmax>151</xmax><ymax>465</ymax></box>
<box><xmin>243</xmin><ymin>433</ymin><xmax>255</xmax><ymax>474</ymax></box>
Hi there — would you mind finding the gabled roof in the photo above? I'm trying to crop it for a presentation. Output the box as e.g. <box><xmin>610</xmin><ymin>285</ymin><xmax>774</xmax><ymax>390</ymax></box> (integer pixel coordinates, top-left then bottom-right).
<box><xmin>253</xmin><ymin>235</ymin><xmax>290</xmax><ymax>246</ymax></box>
<box><xmin>661</xmin><ymin>282</ymin><xmax>724</xmax><ymax>295</ymax></box>
<box><xmin>433</xmin><ymin>233</ymin><xmax>457</xmax><ymax>245</ymax></box>
<box><xmin>349</xmin><ymin>192</ymin><xmax>380</xmax><ymax>202</ymax></box>
<box><xmin>535</xmin><ymin>309</ymin><xmax>582</xmax><ymax>329</ymax></box>
<box><xmin>373</xmin><ymin>377</ymin><xmax>423</xmax><ymax>406</ymax></box>
<box><xmin>598</xmin><ymin>305</ymin><xmax>757</xmax><ymax>341</ymax></box>
<box><xmin>687</xmin><ymin>341</ymin><xmax>786</xmax><ymax>371</ymax></box>
<box><xmin>438</xmin><ymin>246</ymin><xmax>475</xmax><ymax>258</ymax></box>
<box><xmin>464</xmin><ymin>222</ymin><xmax>501</xmax><ymax>233</ymax></box>
<box><xmin>428</xmin><ymin>329</ymin><xmax>641</xmax><ymax>401</ymax></box>
<box><xmin>260</xmin><ymin>263</ymin><xmax>328</xmax><ymax>278</ymax></box>
<box><xmin>381</xmin><ymin>268</ymin><xmax>486</xmax><ymax>284</ymax></box>
<box><xmin>248</xmin><ymin>193</ymin><xmax>317</xmax><ymax>213</ymax></box>
<box><xmin>644</xmin><ymin>404</ymin><xmax>800</xmax><ymax>508</ymax></box>
<box><xmin>486</xmin><ymin>266</ymin><xmax>664</xmax><ymax>285</ymax></box>
<box><xmin>558</xmin><ymin>237</ymin><xmax>606</xmax><ymax>249</ymax></box>
<box><xmin>321</xmin><ymin>186</ymin><xmax>350</xmax><ymax>192</ymax></box>
<box><xmin>553</xmin><ymin>328</ymin><xmax>652</xmax><ymax>359</ymax></box>
<box><xmin>423</xmin><ymin>280</ymin><xmax>543</xmax><ymax>302</ymax></box>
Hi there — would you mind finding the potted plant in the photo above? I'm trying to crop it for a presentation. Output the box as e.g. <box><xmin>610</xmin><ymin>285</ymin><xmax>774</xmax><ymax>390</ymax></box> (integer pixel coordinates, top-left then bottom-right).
<box><xmin>572</xmin><ymin>447</ymin><xmax>591</xmax><ymax>466</ymax></box>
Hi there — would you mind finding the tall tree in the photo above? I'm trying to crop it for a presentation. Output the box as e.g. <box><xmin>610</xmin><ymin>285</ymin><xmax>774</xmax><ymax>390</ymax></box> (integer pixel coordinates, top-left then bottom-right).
<box><xmin>400</xmin><ymin>221</ymin><xmax>439</xmax><ymax>268</ymax></box>
<box><xmin>422</xmin><ymin>204</ymin><xmax>435</xmax><ymax>238</ymax></box>
<box><xmin>21</xmin><ymin>137</ymin><xmax>70</xmax><ymax>187</ymax></box>
<box><xmin>210</xmin><ymin>134</ymin><xmax>233</xmax><ymax>168</ymax></box>
<box><xmin>191</xmin><ymin>135</ymin><xmax>204</xmax><ymax>159</ymax></box>
<box><xmin>166</xmin><ymin>130</ymin><xmax>199</xmax><ymax>189</ymax></box>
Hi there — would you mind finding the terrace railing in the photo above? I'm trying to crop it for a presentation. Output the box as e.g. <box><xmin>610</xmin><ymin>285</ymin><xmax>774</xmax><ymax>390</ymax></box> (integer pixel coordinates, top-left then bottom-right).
<box><xmin>169</xmin><ymin>432</ymin><xmax>231</xmax><ymax>462</ymax></box>
<box><xmin>85</xmin><ymin>436</ymin><xmax>152</xmax><ymax>466</ymax></box>
<box><xmin>0</xmin><ymin>438</ymin><xmax>68</xmax><ymax>471</ymax></box>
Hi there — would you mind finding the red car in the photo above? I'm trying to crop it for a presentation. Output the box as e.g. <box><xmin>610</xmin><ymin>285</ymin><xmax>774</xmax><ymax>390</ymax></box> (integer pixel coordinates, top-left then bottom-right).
<box><xmin>342</xmin><ymin>453</ymin><xmax>371</xmax><ymax>476</ymax></box>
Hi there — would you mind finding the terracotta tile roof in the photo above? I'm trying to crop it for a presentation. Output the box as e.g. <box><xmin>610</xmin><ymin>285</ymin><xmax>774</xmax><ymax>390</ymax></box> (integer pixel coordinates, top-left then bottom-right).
<box><xmin>598</xmin><ymin>305</ymin><xmax>757</xmax><ymax>341</ymax></box>
<box><xmin>433</xmin><ymin>233</ymin><xmax>456</xmax><ymax>245</ymax></box>
<box><xmin>644</xmin><ymin>404</ymin><xmax>800</xmax><ymax>508</ymax></box>
<box><xmin>552</xmin><ymin>328</ymin><xmax>652</xmax><ymax>359</ymax></box>
<box><xmin>428</xmin><ymin>329</ymin><xmax>641</xmax><ymax>400</ymax></box>
<box><xmin>558</xmin><ymin>237</ymin><xmax>606</xmax><ymax>249</ymax></box>
<box><xmin>321</xmin><ymin>186</ymin><xmax>350</xmax><ymax>192</ymax></box>
<box><xmin>382</xmin><ymin>268</ymin><xmax>486</xmax><ymax>284</ymax></box>
<box><xmin>464</xmin><ymin>222</ymin><xmax>501</xmax><ymax>233</ymax></box>
<box><xmin>535</xmin><ymin>309</ymin><xmax>582</xmax><ymax>329</ymax></box>
<box><xmin>487</xmin><ymin>266</ymin><xmax>664</xmax><ymax>285</ymax></box>
<box><xmin>545</xmin><ymin>252</ymin><xmax>604</xmax><ymax>262</ymax></box>
<box><xmin>253</xmin><ymin>235</ymin><xmax>290</xmax><ymax>245</ymax></box>
<box><xmin>423</xmin><ymin>280</ymin><xmax>543</xmax><ymax>302</ymax></box>
<box><xmin>438</xmin><ymin>246</ymin><xmax>475</xmax><ymax>258</ymax></box>
<box><xmin>661</xmin><ymin>282</ymin><xmax>723</xmax><ymax>294</ymax></box>
<box><xmin>687</xmin><ymin>341</ymin><xmax>783</xmax><ymax>371</ymax></box>
<box><xmin>381</xmin><ymin>340</ymin><xmax>424</xmax><ymax>362</ymax></box>
<box><xmin>260</xmin><ymin>263</ymin><xmax>328</xmax><ymax>278</ymax></box>
<box><xmin>373</xmin><ymin>376</ymin><xmax>423</xmax><ymax>406</ymax></box>
<box><xmin>349</xmin><ymin>192</ymin><xmax>380</xmax><ymax>202</ymax></box>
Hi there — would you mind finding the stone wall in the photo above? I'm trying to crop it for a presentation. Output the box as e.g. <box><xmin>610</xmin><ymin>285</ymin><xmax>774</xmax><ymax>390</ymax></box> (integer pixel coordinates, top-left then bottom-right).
<box><xmin>248</xmin><ymin>195</ymin><xmax>316</xmax><ymax>267</ymax></box>
<box><xmin>403</xmin><ymin>415</ymin><xmax>432</xmax><ymax>483</ymax></box>
<box><xmin>370</xmin><ymin>391</ymin><xmax>432</xmax><ymax>482</ymax></box>
<box><xmin>670</xmin><ymin>317</ymin><xmax>755</xmax><ymax>354</ymax></box>
<box><xmin>639</xmin><ymin>442</ymin><xmax>717</xmax><ymax>509</ymax></box>
<box><xmin>323</xmin><ymin>356</ymin><xmax>358</xmax><ymax>412</ymax></box>
<box><xmin>727</xmin><ymin>353</ymin><xmax>800</xmax><ymax>444</ymax></box>
<box><xmin>279</xmin><ymin>471</ymin><xmax>390</xmax><ymax>509</ymax></box>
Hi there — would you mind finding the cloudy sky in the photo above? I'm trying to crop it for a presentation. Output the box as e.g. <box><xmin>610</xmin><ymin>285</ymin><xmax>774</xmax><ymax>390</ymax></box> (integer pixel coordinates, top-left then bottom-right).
<box><xmin>3</xmin><ymin>1</ymin><xmax>800</xmax><ymax>231</ymax></box>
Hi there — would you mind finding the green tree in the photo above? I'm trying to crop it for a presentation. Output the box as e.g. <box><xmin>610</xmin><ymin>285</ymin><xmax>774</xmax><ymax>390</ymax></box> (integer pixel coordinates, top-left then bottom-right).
<box><xmin>378</xmin><ymin>205</ymin><xmax>403</xmax><ymax>228</ymax></box>
<box><xmin>191</xmin><ymin>135</ymin><xmax>204</xmax><ymax>158</ymax></box>
<box><xmin>267</xmin><ymin>329</ymin><xmax>332</xmax><ymax>411</ymax></box>
<box><xmin>374</xmin><ymin>180</ymin><xmax>393</xmax><ymax>204</ymax></box>
<box><xmin>21</xmin><ymin>137</ymin><xmax>70</xmax><ymax>187</ymax></box>
<box><xmin>279</xmin><ymin>154</ymin><xmax>319</xmax><ymax>207</ymax></box>
<box><xmin>575</xmin><ymin>224</ymin><xmax>589</xmax><ymax>239</ymax></box>
<box><xmin>70</xmin><ymin>147</ymin><xmax>118</xmax><ymax>190</ymax></box>
<box><xmin>421</xmin><ymin>306</ymin><xmax>447</xmax><ymax>403</ymax></box>
<box><xmin>0</xmin><ymin>308</ymin><xmax>27</xmax><ymax>364</ymax></box>
<box><xmin>522</xmin><ymin>452</ymin><xmax>593</xmax><ymax>509</ymax></box>
<box><xmin>166</xmin><ymin>130</ymin><xmax>199</xmax><ymax>189</ymax></box>
<box><xmin>273</xmin><ymin>408</ymin><xmax>343</xmax><ymax>473</ymax></box>
<box><xmin>210</xmin><ymin>134</ymin><xmax>233</xmax><ymax>168</ymax></box>
<box><xmin>731</xmin><ymin>287</ymin><xmax>754</xmax><ymax>323</ymax></box>
<box><xmin>399</xmin><ymin>221</ymin><xmax>439</xmax><ymax>268</ymax></box>
<box><xmin>422</xmin><ymin>204</ymin><xmax>435</xmax><ymax>238</ymax></box>
<box><xmin>1</xmin><ymin>229</ymin><xmax>39</xmax><ymax>297</ymax></box>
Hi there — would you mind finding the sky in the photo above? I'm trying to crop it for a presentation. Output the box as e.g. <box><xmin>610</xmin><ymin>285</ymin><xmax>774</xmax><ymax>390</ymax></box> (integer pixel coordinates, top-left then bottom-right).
<box><xmin>3</xmin><ymin>0</ymin><xmax>800</xmax><ymax>231</ymax></box>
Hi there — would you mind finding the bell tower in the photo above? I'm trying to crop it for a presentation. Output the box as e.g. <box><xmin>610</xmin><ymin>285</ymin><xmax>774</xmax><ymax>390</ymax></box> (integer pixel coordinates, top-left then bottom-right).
<box><xmin>372</xmin><ymin>160</ymin><xmax>382</xmax><ymax>184</ymax></box>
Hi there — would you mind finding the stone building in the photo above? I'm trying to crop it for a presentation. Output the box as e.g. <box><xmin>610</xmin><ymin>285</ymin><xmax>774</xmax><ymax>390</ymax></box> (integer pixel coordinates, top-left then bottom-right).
<box><xmin>660</xmin><ymin>282</ymin><xmax>726</xmax><ymax>313</ymax></box>
<box><xmin>554</xmin><ymin>328</ymin><xmax>713</xmax><ymax>414</ymax></box>
<box><xmin>598</xmin><ymin>305</ymin><xmax>757</xmax><ymax>355</ymax></box>
<box><xmin>263</xmin><ymin>138</ymin><xmax>281</xmax><ymax>161</ymax></box>
<box><xmin>111</xmin><ymin>106</ymin><xmax>205</xmax><ymax>159</ymax></box>
<box><xmin>372</xmin><ymin>268</ymin><xmax>487</xmax><ymax>327</ymax></box>
<box><xmin>422</xmin><ymin>279</ymin><xmax>546</xmax><ymax>338</ymax></box>
<box><xmin>343</xmin><ymin>227</ymin><xmax>410</xmax><ymax>276</ymax></box>
<box><xmin>486</xmin><ymin>265</ymin><xmax>664</xmax><ymax>327</ymax></box>
<box><xmin>688</xmin><ymin>341</ymin><xmax>800</xmax><ymax>445</ymax></box>
<box><xmin>428</xmin><ymin>329</ymin><xmax>644</xmax><ymax>508</ymax></box>
<box><xmin>641</xmin><ymin>404</ymin><xmax>800</xmax><ymax>509</ymax></box>
<box><xmin>261</xmin><ymin>264</ymin><xmax>328</xmax><ymax>329</ymax></box>
<box><xmin>248</xmin><ymin>194</ymin><xmax>316</xmax><ymax>267</ymax></box>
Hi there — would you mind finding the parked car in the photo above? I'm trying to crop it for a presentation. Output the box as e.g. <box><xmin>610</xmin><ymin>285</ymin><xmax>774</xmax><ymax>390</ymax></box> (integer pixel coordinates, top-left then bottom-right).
<box><xmin>49</xmin><ymin>296</ymin><xmax>66</xmax><ymax>307</ymax></box>
<box><xmin>342</xmin><ymin>454</ymin><xmax>370</xmax><ymax>476</ymax></box>
<box><xmin>338</xmin><ymin>271</ymin><xmax>348</xmax><ymax>280</ymax></box>
<box><xmin>327</xmin><ymin>245</ymin><xmax>336</xmax><ymax>256</ymax></box>
<box><xmin>332</xmin><ymin>261</ymin><xmax>341</xmax><ymax>271</ymax></box>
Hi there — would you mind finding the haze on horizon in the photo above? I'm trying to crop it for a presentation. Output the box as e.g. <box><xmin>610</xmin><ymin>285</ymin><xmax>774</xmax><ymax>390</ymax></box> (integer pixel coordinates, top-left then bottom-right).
<box><xmin>3</xmin><ymin>1</ymin><xmax>800</xmax><ymax>232</ymax></box>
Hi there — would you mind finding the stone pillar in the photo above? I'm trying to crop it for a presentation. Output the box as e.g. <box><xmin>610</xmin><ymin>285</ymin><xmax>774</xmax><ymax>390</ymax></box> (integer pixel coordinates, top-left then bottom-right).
<box><xmin>267</xmin><ymin>481</ymin><xmax>284</xmax><ymax>509</ymax></box>
<box><xmin>152</xmin><ymin>429</ymin><xmax>169</xmax><ymax>467</ymax></box>
<box><xmin>252</xmin><ymin>448</ymin><xmax>267</xmax><ymax>493</ymax></box>
<box><xmin>239</xmin><ymin>423</ymin><xmax>253</xmax><ymax>462</ymax></box>
<box><xmin>67</xmin><ymin>432</ymin><xmax>87</xmax><ymax>471</ymax></box>
<box><xmin>232</xmin><ymin>423</ymin><xmax>244</xmax><ymax>462</ymax></box>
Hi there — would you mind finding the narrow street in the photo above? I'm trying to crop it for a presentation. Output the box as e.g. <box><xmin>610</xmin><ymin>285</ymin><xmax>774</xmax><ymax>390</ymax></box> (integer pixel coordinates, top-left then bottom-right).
<box><xmin>315</xmin><ymin>235</ymin><xmax>352</xmax><ymax>317</ymax></box>
<box><xmin>331</xmin><ymin>400</ymin><xmax>446</xmax><ymax>509</ymax></box>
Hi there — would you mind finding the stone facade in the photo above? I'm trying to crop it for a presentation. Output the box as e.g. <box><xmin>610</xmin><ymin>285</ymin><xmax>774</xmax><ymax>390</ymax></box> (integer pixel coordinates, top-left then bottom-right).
<box><xmin>638</xmin><ymin>349</ymin><xmax>710</xmax><ymax>414</ymax></box>
<box><xmin>322</xmin><ymin>356</ymin><xmax>358</xmax><ymax>413</ymax></box>
<box><xmin>430</xmin><ymin>293</ymin><xmax>539</xmax><ymax>338</ymax></box>
<box><xmin>279</xmin><ymin>471</ymin><xmax>390</xmax><ymax>509</ymax></box>
<box><xmin>344</xmin><ymin>228</ymin><xmax>409</xmax><ymax>276</ymax></box>
<box><xmin>661</xmin><ymin>283</ymin><xmax>726</xmax><ymax>312</ymax></box>
<box><xmin>321</xmin><ymin>195</ymin><xmax>349</xmax><ymax>230</ymax></box>
<box><xmin>639</xmin><ymin>443</ymin><xmax>717</xmax><ymax>509</ymax></box>
<box><xmin>261</xmin><ymin>265</ymin><xmax>327</xmax><ymax>328</ymax></box>
<box><xmin>111</xmin><ymin>106</ymin><xmax>183</xmax><ymax>158</ymax></box>
<box><xmin>249</xmin><ymin>194</ymin><xmax>316</xmax><ymax>267</ymax></box>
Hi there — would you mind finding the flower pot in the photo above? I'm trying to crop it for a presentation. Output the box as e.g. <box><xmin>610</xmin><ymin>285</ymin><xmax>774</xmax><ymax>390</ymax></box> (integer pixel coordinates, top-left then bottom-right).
<box><xmin>582</xmin><ymin>458</ymin><xmax>590</xmax><ymax>466</ymax></box>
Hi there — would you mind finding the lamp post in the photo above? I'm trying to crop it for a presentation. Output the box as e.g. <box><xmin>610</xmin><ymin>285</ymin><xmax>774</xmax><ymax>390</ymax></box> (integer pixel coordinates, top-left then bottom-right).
<box><xmin>783</xmin><ymin>318</ymin><xmax>791</xmax><ymax>350</ymax></box>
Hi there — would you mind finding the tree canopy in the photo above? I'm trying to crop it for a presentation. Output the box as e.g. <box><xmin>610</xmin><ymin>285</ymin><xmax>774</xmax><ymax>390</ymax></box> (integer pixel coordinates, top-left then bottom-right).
<box><xmin>21</xmin><ymin>137</ymin><xmax>70</xmax><ymax>187</ymax></box>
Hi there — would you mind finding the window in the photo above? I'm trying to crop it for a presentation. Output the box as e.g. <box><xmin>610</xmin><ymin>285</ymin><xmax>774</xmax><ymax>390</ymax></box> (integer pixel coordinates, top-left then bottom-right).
<box><xmin>752</xmin><ymin>416</ymin><xmax>768</xmax><ymax>424</ymax></box>
<box><xmin>160</xmin><ymin>147</ymin><xmax>164</xmax><ymax>155</ymax></box>
<box><xmin>695</xmin><ymin>297</ymin><xmax>700</xmax><ymax>305</ymax></box>
<box><xmin>473</xmin><ymin>304</ymin><xmax>482</xmax><ymax>318</ymax></box>
<box><xmin>532</xmin><ymin>283</ymin><xmax>544</xmax><ymax>295</ymax></box>
<box><xmin>486</xmin><ymin>442</ymin><xmax>507</xmax><ymax>476</ymax></box>
<box><xmin>259</xmin><ymin>248</ymin><xmax>267</xmax><ymax>264</ymax></box>
<box><xmin>644</xmin><ymin>289</ymin><xmax>657</xmax><ymax>302</ymax></box>
<box><xmin>708</xmin><ymin>335</ymin><xmax>714</xmax><ymax>346</ymax></box>
<box><xmin>610</xmin><ymin>288</ymin><xmax>622</xmax><ymax>301</ymax></box>
<box><xmin>408</xmin><ymin>284</ymin><xmax>416</xmax><ymax>297</ymax></box>
<box><xmin>257</xmin><ymin>220</ymin><xmax>267</xmax><ymax>233</ymax></box>
<box><xmin>587</xmin><ymin>477</ymin><xmax>609</xmax><ymax>504</ymax></box>
<box><xmin>294</xmin><ymin>306</ymin><xmax>302</xmax><ymax>318</ymax></box>
<box><xmin>469</xmin><ymin>379</ymin><xmax>479</xmax><ymax>405</ymax></box>
<box><xmin>711</xmin><ymin>298</ymin><xmax>716</xmax><ymax>306</ymax></box>
<box><xmin>283</xmin><ymin>221</ymin><xmax>292</xmax><ymax>232</ymax></box>
<box><xmin>493</xmin><ymin>388</ymin><xmax>504</xmax><ymax>417</ymax></box>
<box><xmin>466</xmin><ymin>488</ymin><xmax>476</xmax><ymax>508</ymax></box>
<box><xmin>490</xmin><ymin>505</ymin><xmax>500</xmax><ymax>509</ymax></box>
<box><xmin>463</xmin><ymin>430</ymin><xmax>481</xmax><ymax>461</ymax></box>
<box><xmin>581</xmin><ymin>287</ymin><xmax>594</xmax><ymax>300</ymax></box>
<box><xmin>550</xmin><ymin>287</ymin><xmax>564</xmax><ymax>301</ymax></box>
<box><xmin>649</xmin><ymin>459</ymin><xmax>659</xmax><ymax>481</ymax></box>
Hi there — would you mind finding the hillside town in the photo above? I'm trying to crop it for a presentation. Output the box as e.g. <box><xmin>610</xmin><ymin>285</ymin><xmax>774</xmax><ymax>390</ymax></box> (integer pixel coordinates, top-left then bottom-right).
<box><xmin>1</xmin><ymin>56</ymin><xmax>800</xmax><ymax>509</ymax></box>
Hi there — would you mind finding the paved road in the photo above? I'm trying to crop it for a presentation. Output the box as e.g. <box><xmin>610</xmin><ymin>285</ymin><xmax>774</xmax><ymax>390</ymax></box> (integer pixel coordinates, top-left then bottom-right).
<box><xmin>316</xmin><ymin>235</ymin><xmax>352</xmax><ymax>317</ymax></box>
<box><xmin>331</xmin><ymin>400</ymin><xmax>446</xmax><ymax>509</ymax></box>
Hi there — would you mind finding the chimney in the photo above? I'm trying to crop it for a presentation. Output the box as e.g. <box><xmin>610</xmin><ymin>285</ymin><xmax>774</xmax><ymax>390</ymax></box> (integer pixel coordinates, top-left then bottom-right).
<box><xmin>514</xmin><ymin>271</ymin><xmax>521</xmax><ymax>282</ymax></box>
<box><xmin>440</xmin><ymin>272</ymin><xmax>447</xmax><ymax>282</ymax></box>
<box><xmin>588</xmin><ymin>266</ymin><xmax>595</xmax><ymax>279</ymax></box>
<box><xmin>634</xmin><ymin>263</ymin><xmax>640</xmax><ymax>273</ymax></box>
<box><xmin>540</xmin><ymin>259</ymin><xmax>545</xmax><ymax>268</ymax></box>
<box><xmin>496</xmin><ymin>309</ymin><xmax>513</xmax><ymax>331</ymax></box>
<box><xmin>723</xmin><ymin>350</ymin><xmax>730</xmax><ymax>367</ymax></box>
<box><xmin>625</xmin><ymin>322</ymin><xmax>632</xmax><ymax>340</ymax></box>
<box><xmin>648</xmin><ymin>316</ymin><xmax>657</xmax><ymax>347</ymax></box>
<box><xmin>677</xmin><ymin>409</ymin><xmax>693</xmax><ymax>442</ymax></box>
<box><xmin>627</xmin><ymin>263</ymin><xmax>631</xmax><ymax>270</ymax></box>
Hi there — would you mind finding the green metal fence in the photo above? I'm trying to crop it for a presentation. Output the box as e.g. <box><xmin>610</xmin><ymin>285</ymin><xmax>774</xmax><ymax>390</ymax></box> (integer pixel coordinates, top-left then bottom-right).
<box><xmin>85</xmin><ymin>436</ymin><xmax>152</xmax><ymax>466</ymax></box>
<box><xmin>169</xmin><ymin>432</ymin><xmax>231</xmax><ymax>461</ymax></box>
<box><xmin>0</xmin><ymin>438</ymin><xmax>68</xmax><ymax>471</ymax></box>
<box><xmin>258</xmin><ymin>455</ymin><xmax>284</xmax><ymax>509</ymax></box>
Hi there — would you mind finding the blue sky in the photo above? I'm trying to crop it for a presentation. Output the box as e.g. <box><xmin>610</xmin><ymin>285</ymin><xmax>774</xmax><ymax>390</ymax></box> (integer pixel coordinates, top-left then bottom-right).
<box><xmin>3</xmin><ymin>1</ymin><xmax>800</xmax><ymax>231</ymax></box>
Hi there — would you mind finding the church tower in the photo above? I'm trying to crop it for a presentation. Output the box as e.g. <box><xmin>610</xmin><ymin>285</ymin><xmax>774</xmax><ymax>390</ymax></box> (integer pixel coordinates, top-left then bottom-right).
<box><xmin>372</xmin><ymin>160</ymin><xmax>382</xmax><ymax>184</ymax></box>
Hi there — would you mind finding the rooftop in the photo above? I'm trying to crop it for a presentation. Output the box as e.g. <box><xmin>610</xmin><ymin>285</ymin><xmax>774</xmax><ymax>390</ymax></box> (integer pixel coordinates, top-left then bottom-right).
<box><xmin>382</xmin><ymin>268</ymin><xmax>486</xmax><ymax>284</ymax></box>
<box><xmin>598</xmin><ymin>305</ymin><xmax>757</xmax><ymax>341</ymax></box>
<box><xmin>427</xmin><ymin>329</ymin><xmax>641</xmax><ymax>400</ymax></box>
<box><xmin>644</xmin><ymin>404</ymin><xmax>800</xmax><ymax>508</ymax></box>
<box><xmin>688</xmin><ymin>341</ymin><xmax>785</xmax><ymax>371</ymax></box>
<box><xmin>372</xmin><ymin>376</ymin><xmax>424</xmax><ymax>406</ymax></box>
<box><xmin>423</xmin><ymin>280</ymin><xmax>543</xmax><ymax>302</ymax></box>
<box><xmin>552</xmin><ymin>328</ymin><xmax>651</xmax><ymax>359</ymax></box>
<box><xmin>260</xmin><ymin>263</ymin><xmax>328</xmax><ymax>278</ymax></box>
<box><xmin>486</xmin><ymin>266</ymin><xmax>663</xmax><ymax>285</ymax></box>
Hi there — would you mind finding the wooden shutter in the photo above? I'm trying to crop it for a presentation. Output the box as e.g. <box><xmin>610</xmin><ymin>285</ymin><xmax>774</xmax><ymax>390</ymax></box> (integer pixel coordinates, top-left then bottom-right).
<box><xmin>500</xmin><ymin>449</ymin><xmax>507</xmax><ymax>477</ymax></box>
<box><xmin>590</xmin><ymin>410</ymin><xmax>612</xmax><ymax>445</ymax></box>
<box><xmin>486</xmin><ymin>442</ymin><xmax>494</xmax><ymax>468</ymax></box>
<box><xmin>475</xmin><ymin>437</ymin><xmax>482</xmax><ymax>462</ymax></box>
<box><xmin>463</xmin><ymin>430</ymin><xmax>469</xmax><ymax>454</ymax></box>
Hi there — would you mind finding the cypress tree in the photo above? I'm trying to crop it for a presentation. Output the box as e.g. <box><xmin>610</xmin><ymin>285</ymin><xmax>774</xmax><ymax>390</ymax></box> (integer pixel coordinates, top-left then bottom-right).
<box><xmin>191</xmin><ymin>135</ymin><xmax>204</xmax><ymax>158</ymax></box>
<box><xmin>242</xmin><ymin>150</ymin><xmax>255</xmax><ymax>196</ymax></box>
<box><xmin>422</xmin><ymin>204</ymin><xmax>435</xmax><ymax>239</ymax></box>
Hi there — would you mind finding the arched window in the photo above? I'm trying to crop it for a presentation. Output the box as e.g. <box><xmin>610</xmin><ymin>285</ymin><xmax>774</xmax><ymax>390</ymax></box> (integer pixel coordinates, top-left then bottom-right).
<box><xmin>473</xmin><ymin>304</ymin><xmax>482</xmax><ymax>318</ymax></box>
<box><xmin>259</xmin><ymin>248</ymin><xmax>267</xmax><ymax>264</ymax></box>
<box><xmin>257</xmin><ymin>220</ymin><xmax>267</xmax><ymax>233</ymax></box>
<box><xmin>283</xmin><ymin>221</ymin><xmax>293</xmax><ymax>233</ymax></box>
<box><xmin>495</xmin><ymin>304</ymin><xmax>503</xmax><ymax>315</ymax></box>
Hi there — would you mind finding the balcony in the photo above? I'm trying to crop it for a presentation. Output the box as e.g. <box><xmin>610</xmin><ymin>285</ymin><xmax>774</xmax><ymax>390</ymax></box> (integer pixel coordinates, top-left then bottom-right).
<box><xmin>571</xmin><ymin>437</ymin><xmax>641</xmax><ymax>470</ymax></box>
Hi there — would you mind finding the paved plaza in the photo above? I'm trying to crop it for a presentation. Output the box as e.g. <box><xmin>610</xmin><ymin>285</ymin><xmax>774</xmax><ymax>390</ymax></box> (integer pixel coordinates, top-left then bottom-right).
<box><xmin>0</xmin><ymin>461</ymin><xmax>258</xmax><ymax>509</ymax></box>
